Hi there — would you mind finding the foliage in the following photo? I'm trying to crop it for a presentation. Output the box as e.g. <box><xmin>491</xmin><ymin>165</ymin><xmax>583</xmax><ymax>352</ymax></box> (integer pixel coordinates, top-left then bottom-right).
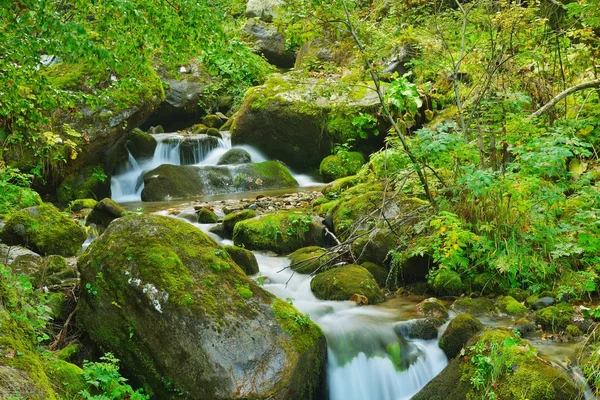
<box><xmin>80</xmin><ymin>353</ymin><xmax>149</xmax><ymax>400</ymax></box>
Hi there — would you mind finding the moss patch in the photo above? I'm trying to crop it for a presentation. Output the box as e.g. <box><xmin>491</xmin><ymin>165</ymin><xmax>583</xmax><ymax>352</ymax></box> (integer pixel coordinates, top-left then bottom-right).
<box><xmin>310</xmin><ymin>264</ymin><xmax>384</xmax><ymax>304</ymax></box>
<box><xmin>438</xmin><ymin>314</ymin><xmax>483</xmax><ymax>359</ymax></box>
<box><xmin>0</xmin><ymin>184</ymin><xmax>42</xmax><ymax>217</ymax></box>
<box><xmin>319</xmin><ymin>152</ymin><xmax>365</xmax><ymax>182</ymax></box>
<box><xmin>196</xmin><ymin>207</ymin><xmax>218</xmax><ymax>224</ymax></box>
<box><xmin>271</xmin><ymin>298</ymin><xmax>323</xmax><ymax>353</ymax></box>
<box><xmin>535</xmin><ymin>303</ymin><xmax>574</xmax><ymax>332</ymax></box>
<box><xmin>452</xmin><ymin>297</ymin><xmax>493</xmax><ymax>316</ymax></box>
<box><xmin>431</xmin><ymin>269</ymin><xmax>463</xmax><ymax>296</ymax></box>
<box><xmin>223</xmin><ymin>209</ymin><xmax>257</xmax><ymax>235</ymax></box>
<box><xmin>224</xmin><ymin>245</ymin><xmax>259</xmax><ymax>275</ymax></box>
<box><xmin>289</xmin><ymin>247</ymin><xmax>332</xmax><ymax>275</ymax></box>
<box><xmin>496</xmin><ymin>295</ymin><xmax>528</xmax><ymax>317</ymax></box>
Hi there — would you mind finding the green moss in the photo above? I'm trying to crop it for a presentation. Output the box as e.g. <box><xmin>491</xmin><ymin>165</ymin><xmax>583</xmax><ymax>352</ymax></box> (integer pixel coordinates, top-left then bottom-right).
<box><xmin>438</xmin><ymin>314</ymin><xmax>483</xmax><ymax>359</ymax></box>
<box><xmin>289</xmin><ymin>247</ymin><xmax>332</xmax><ymax>274</ymax></box>
<box><xmin>385</xmin><ymin>342</ymin><xmax>405</xmax><ymax>371</ymax></box>
<box><xmin>310</xmin><ymin>264</ymin><xmax>384</xmax><ymax>304</ymax></box>
<box><xmin>431</xmin><ymin>269</ymin><xmax>463</xmax><ymax>296</ymax></box>
<box><xmin>452</xmin><ymin>297</ymin><xmax>493</xmax><ymax>316</ymax></box>
<box><xmin>271</xmin><ymin>298</ymin><xmax>323</xmax><ymax>353</ymax></box>
<box><xmin>237</xmin><ymin>285</ymin><xmax>253</xmax><ymax>298</ymax></box>
<box><xmin>224</xmin><ymin>245</ymin><xmax>259</xmax><ymax>275</ymax></box>
<box><xmin>202</xmin><ymin>114</ymin><xmax>223</xmax><ymax>129</ymax></box>
<box><xmin>507</xmin><ymin>288</ymin><xmax>530</xmax><ymax>302</ymax></box>
<box><xmin>565</xmin><ymin>324</ymin><xmax>582</xmax><ymax>337</ymax></box>
<box><xmin>471</xmin><ymin>272</ymin><xmax>504</xmax><ymax>295</ymax></box>
<box><xmin>196</xmin><ymin>207</ymin><xmax>218</xmax><ymax>224</ymax></box>
<box><xmin>56</xmin><ymin>344</ymin><xmax>80</xmax><ymax>362</ymax></box>
<box><xmin>0</xmin><ymin>184</ymin><xmax>42</xmax><ymax>217</ymax></box>
<box><xmin>56</xmin><ymin>165</ymin><xmax>110</xmax><ymax>204</ymax></box>
<box><xmin>46</xmin><ymin>292</ymin><xmax>66</xmax><ymax>320</ymax></box>
<box><xmin>496</xmin><ymin>295</ymin><xmax>528</xmax><ymax>316</ymax></box>
<box><xmin>223</xmin><ymin>209</ymin><xmax>257</xmax><ymax>234</ymax></box>
<box><xmin>191</xmin><ymin>124</ymin><xmax>209</xmax><ymax>134</ymax></box>
<box><xmin>321</xmin><ymin>175</ymin><xmax>361</xmax><ymax>198</ymax></box>
<box><xmin>319</xmin><ymin>152</ymin><xmax>366</xmax><ymax>182</ymax></box>
<box><xmin>361</xmin><ymin>262</ymin><xmax>389</xmax><ymax>287</ymax></box>
<box><xmin>43</xmin><ymin>62</ymin><xmax>107</xmax><ymax>90</ymax></box>
<box><xmin>44</xmin><ymin>358</ymin><xmax>89</xmax><ymax>399</ymax></box>
<box><xmin>67</xmin><ymin>198</ymin><xmax>97</xmax><ymax>212</ymax></box>
<box><xmin>127</xmin><ymin>129</ymin><xmax>157</xmax><ymax>160</ymax></box>
<box><xmin>86</xmin><ymin>198</ymin><xmax>125</xmax><ymax>227</ymax></box>
<box><xmin>526</xmin><ymin>294</ymin><xmax>540</xmax><ymax>308</ymax></box>
<box><xmin>535</xmin><ymin>303</ymin><xmax>574</xmax><ymax>332</ymax></box>
<box><xmin>250</xmin><ymin>161</ymin><xmax>299</xmax><ymax>187</ymax></box>
<box><xmin>0</xmin><ymin>203</ymin><xmax>87</xmax><ymax>256</ymax></box>
<box><xmin>233</xmin><ymin>212</ymin><xmax>324</xmax><ymax>255</ymax></box>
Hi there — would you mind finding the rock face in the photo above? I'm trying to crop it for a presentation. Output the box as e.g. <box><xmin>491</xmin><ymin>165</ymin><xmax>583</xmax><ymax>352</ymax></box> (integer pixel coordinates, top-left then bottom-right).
<box><xmin>233</xmin><ymin>212</ymin><xmax>325</xmax><ymax>254</ymax></box>
<box><xmin>217</xmin><ymin>148</ymin><xmax>252</xmax><ymax>165</ymax></box>
<box><xmin>77</xmin><ymin>215</ymin><xmax>327</xmax><ymax>399</ymax></box>
<box><xmin>243</xmin><ymin>19</ymin><xmax>295</xmax><ymax>68</ymax></box>
<box><xmin>231</xmin><ymin>74</ymin><xmax>383</xmax><ymax>171</ymax></box>
<box><xmin>413</xmin><ymin>329</ymin><xmax>579</xmax><ymax>400</ymax></box>
<box><xmin>141</xmin><ymin>161</ymin><xmax>299</xmax><ymax>201</ymax></box>
<box><xmin>310</xmin><ymin>264</ymin><xmax>385</xmax><ymax>304</ymax></box>
<box><xmin>0</xmin><ymin>204</ymin><xmax>87</xmax><ymax>256</ymax></box>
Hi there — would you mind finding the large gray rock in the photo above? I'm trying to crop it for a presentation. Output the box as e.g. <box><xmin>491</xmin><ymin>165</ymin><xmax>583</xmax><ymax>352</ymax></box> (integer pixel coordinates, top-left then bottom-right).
<box><xmin>77</xmin><ymin>214</ymin><xmax>327</xmax><ymax>399</ymax></box>
<box><xmin>245</xmin><ymin>0</ymin><xmax>283</xmax><ymax>22</ymax></box>
<box><xmin>243</xmin><ymin>19</ymin><xmax>295</xmax><ymax>68</ymax></box>
<box><xmin>141</xmin><ymin>161</ymin><xmax>299</xmax><ymax>201</ymax></box>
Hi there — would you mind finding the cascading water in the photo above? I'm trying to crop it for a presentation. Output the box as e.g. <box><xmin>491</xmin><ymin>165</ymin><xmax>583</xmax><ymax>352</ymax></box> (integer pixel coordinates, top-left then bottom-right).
<box><xmin>111</xmin><ymin>131</ymin><xmax>321</xmax><ymax>203</ymax></box>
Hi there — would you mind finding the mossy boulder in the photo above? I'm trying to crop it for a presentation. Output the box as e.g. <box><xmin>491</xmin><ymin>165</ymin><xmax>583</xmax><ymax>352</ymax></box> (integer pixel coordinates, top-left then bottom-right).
<box><xmin>242</xmin><ymin>19</ymin><xmax>295</xmax><ymax>68</ymax></box>
<box><xmin>535</xmin><ymin>303</ymin><xmax>574</xmax><ymax>332</ymax></box>
<box><xmin>0</xmin><ymin>184</ymin><xmax>42</xmax><ymax>217</ymax></box>
<box><xmin>0</xmin><ymin>204</ymin><xmax>86</xmax><ymax>256</ymax></box>
<box><xmin>438</xmin><ymin>314</ymin><xmax>483</xmax><ymax>359</ymax></box>
<box><xmin>452</xmin><ymin>297</ymin><xmax>494</xmax><ymax>316</ymax></box>
<box><xmin>319</xmin><ymin>152</ymin><xmax>365</xmax><ymax>182</ymax></box>
<box><xmin>206</xmin><ymin>128</ymin><xmax>222</xmax><ymax>138</ymax></box>
<box><xmin>361</xmin><ymin>262</ymin><xmax>389</xmax><ymax>287</ymax></box>
<box><xmin>141</xmin><ymin>161</ymin><xmax>298</xmax><ymax>201</ymax></box>
<box><xmin>56</xmin><ymin>165</ymin><xmax>111</xmax><ymax>204</ymax></box>
<box><xmin>224</xmin><ymin>245</ymin><xmax>259</xmax><ymax>275</ymax></box>
<box><xmin>126</xmin><ymin>128</ymin><xmax>157</xmax><ymax>160</ymax></box>
<box><xmin>77</xmin><ymin>214</ymin><xmax>327</xmax><ymax>399</ymax></box>
<box><xmin>233</xmin><ymin>212</ymin><xmax>325</xmax><ymax>254</ymax></box>
<box><xmin>231</xmin><ymin>74</ymin><xmax>383</xmax><ymax>171</ymax></box>
<box><xmin>44</xmin><ymin>358</ymin><xmax>90</xmax><ymax>399</ymax></box>
<box><xmin>496</xmin><ymin>295</ymin><xmax>528</xmax><ymax>317</ymax></box>
<box><xmin>67</xmin><ymin>198</ymin><xmax>97</xmax><ymax>212</ymax></box>
<box><xmin>217</xmin><ymin>148</ymin><xmax>252</xmax><ymax>165</ymax></box>
<box><xmin>431</xmin><ymin>269</ymin><xmax>463</xmax><ymax>296</ymax></box>
<box><xmin>416</xmin><ymin>298</ymin><xmax>449</xmax><ymax>319</ymax></box>
<box><xmin>196</xmin><ymin>207</ymin><xmax>218</xmax><ymax>224</ymax></box>
<box><xmin>202</xmin><ymin>114</ymin><xmax>223</xmax><ymax>129</ymax></box>
<box><xmin>86</xmin><ymin>198</ymin><xmax>125</xmax><ymax>227</ymax></box>
<box><xmin>351</xmin><ymin>228</ymin><xmax>396</xmax><ymax>265</ymax></box>
<box><xmin>223</xmin><ymin>209</ymin><xmax>257</xmax><ymax>236</ymax></box>
<box><xmin>413</xmin><ymin>329</ymin><xmax>580</xmax><ymax>400</ymax></box>
<box><xmin>310</xmin><ymin>264</ymin><xmax>384</xmax><ymax>304</ymax></box>
<box><xmin>289</xmin><ymin>246</ymin><xmax>332</xmax><ymax>275</ymax></box>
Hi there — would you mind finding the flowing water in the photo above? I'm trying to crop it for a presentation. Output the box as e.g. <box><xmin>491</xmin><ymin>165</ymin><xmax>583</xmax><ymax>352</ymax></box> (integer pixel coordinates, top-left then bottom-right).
<box><xmin>110</xmin><ymin>132</ymin><xmax>319</xmax><ymax>203</ymax></box>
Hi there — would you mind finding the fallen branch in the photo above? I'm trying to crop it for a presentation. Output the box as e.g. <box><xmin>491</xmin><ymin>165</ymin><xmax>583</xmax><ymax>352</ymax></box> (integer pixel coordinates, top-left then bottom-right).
<box><xmin>529</xmin><ymin>79</ymin><xmax>600</xmax><ymax>119</ymax></box>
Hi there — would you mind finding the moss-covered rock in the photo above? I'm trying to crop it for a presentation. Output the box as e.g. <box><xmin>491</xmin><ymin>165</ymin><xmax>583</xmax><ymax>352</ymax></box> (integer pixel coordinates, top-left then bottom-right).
<box><xmin>0</xmin><ymin>184</ymin><xmax>42</xmax><ymax>217</ymax></box>
<box><xmin>413</xmin><ymin>329</ymin><xmax>580</xmax><ymax>400</ymax></box>
<box><xmin>206</xmin><ymin>128</ymin><xmax>222</xmax><ymax>138</ymax></box>
<box><xmin>535</xmin><ymin>303</ymin><xmax>574</xmax><ymax>332</ymax></box>
<box><xmin>431</xmin><ymin>269</ymin><xmax>463</xmax><ymax>296</ymax></box>
<box><xmin>507</xmin><ymin>288</ymin><xmax>530</xmax><ymax>302</ymax></box>
<box><xmin>438</xmin><ymin>314</ymin><xmax>483</xmax><ymax>359</ymax></box>
<box><xmin>202</xmin><ymin>114</ymin><xmax>223</xmax><ymax>129</ymax></box>
<box><xmin>67</xmin><ymin>198</ymin><xmax>97</xmax><ymax>212</ymax></box>
<box><xmin>77</xmin><ymin>214</ymin><xmax>327</xmax><ymax>399</ymax></box>
<box><xmin>141</xmin><ymin>161</ymin><xmax>299</xmax><ymax>201</ymax></box>
<box><xmin>86</xmin><ymin>198</ymin><xmax>125</xmax><ymax>227</ymax></box>
<box><xmin>361</xmin><ymin>262</ymin><xmax>389</xmax><ymax>287</ymax></box>
<box><xmin>224</xmin><ymin>245</ymin><xmax>259</xmax><ymax>275</ymax></box>
<box><xmin>56</xmin><ymin>165</ymin><xmax>110</xmax><ymax>204</ymax></box>
<box><xmin>397</xmin><ymin>255</ymin><xmax>433</xmax><ymax>284</ymax></box>
<box><xmin>471</xmin><ymin>272</ymin><xmax>504</xmax><ymax>295</ymax></box>
<box><xmin>223</xmin><ymin>209</ymin><xmax>257</xmax><ymax>235</ymax></box>
<box><xmin>319</xmin><ymin>152</ymin><xmax>365</xmax><ymax>182</ymax></box>
<box><xmin>351</xmin><ymin>228</ymin><xmax>396</xmax><ymax>266</ymax></box>
<box><xmin>0</xmin><ymin>204</ymin><xmax>86</xmax><ymax>256</ymax></box>
<box><xmin>217</xmin><ymin>148</ymin><xmax>252</xmax><ymax>165</ymax></box>
<box><xmin>402</xmin><ymin>318</ymin><xmax>439</xmax><ymax>340</ymax></box>
<box><xmin>233</xmin><ymin>212</ymin><xmax>325</xmax><ymax>255</ymax></box>
<box><xmin>452</xmin><ymin>297</ymin><xmax>494</xmax><ymax>316</ymax></box>
<box><xmin>126</xmin><ymin>128</ymin><xmax>157</xmax><ymax>160</ymax></box>
<box><xmin>496</xmin><ymin>295</ymin><xmax>528</xmax><ymax>317</ymax></box>
<box><xmin>289</xmin><ymin>246</ymin><xmax>333</xmax><ymax>275</ymax></box>
<box><xmin>310</xmin><ymin>264</ymin><xmax>384</xmax><ymax>304</ymax></box>
<box><xmin>44</xmin><ymin>358</ymin><xmax>90</xmax><ymax>399</ymax></box>
<box><xmin>415</xmin><ymin>297</ymin><xmax>449</xmax><ymax>319</ymax></box>
<box><xmin>196</xmin><ymin>207</ymin><xmax>218</xmax><ymax>224</ymax></box>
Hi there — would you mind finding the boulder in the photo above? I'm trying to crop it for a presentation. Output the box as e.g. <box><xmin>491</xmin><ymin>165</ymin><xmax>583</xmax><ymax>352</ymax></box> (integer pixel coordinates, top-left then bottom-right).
<box><xmin>224</xmin><ymin>245</ymin><xmax>259</xmax><ymax>275</ymax></box>
<box><xmin>351</xmin><ymin>228</ymin><xmax>396</xmax><ymax>266</ymax></box>
<box><xmin>196</xmin><ymin>207</ymin><xmax>218</xmax><ymax>224</ymax></box>
<box><xmin>242</xmin><ymin>19</ymin><xmax>295</xmax><ymax>68</ymax></box>
<box><xmin>295</xmin><ymin>36</ymin><xmax>354</xmax><ymax>69</ymax></box>
<box><xmin>319</xmin><ymin>151</ymin><xmax>365</xmax><ymax>182</ymax></box>
<box><xmin>231</xmin><ymin>74</ymin><xmax>383</xmax><ymax>171</ymax></box>
<box><xmin>126</xmin><ymin>129</ymin><xmax>157</xmax><ymax>160</ymax></box>
<box><xmin>438</xmin><ymin>314</ymin><xmax>483</xmax><ymax>359</ymax></box>
<box><xmin>361</xmin><ymin>262</ymin><xmax>389</xmax><ymax>288</ymax></box>
<box><xmin>289</xmin><ymin>246</ymin><xmax>333</xmax><ymax>275</ymax></box>
<box><xmin>217</xmin><ymin>148</ymin><xmax>252</xmax><ymax>165</ymax></box>
<box><xmin>141</xmin><ymin>161</ymin><xmax>299</xmax><ymax>201</ymax></box>
<box><xmin>415</xmin><ymin>298</ymin><xmax>449</xmax><ymax>319</ymax></box>
<box><xmin>535</xmin><ymin>303</ymin><xmax>574</xmax><ymax>332</ymax></box>
<box><xmin>67</xmin><ymin>198</ymin><xmax>97</xmax><ymax>212</ymax></box>
<box><xmin>310</xmin><ymin>264</ymin><xmax>384</xmax><ymax>304</ymax></box>
<box><xmin>201</xmin><ymin>114</ymin><xmax>223</xmax><ymax>129</ymax></box>
<box><xmin>233</xmin><ymin>212</ymin><xmax>325</xmax><ymax>254</ymax></box>
<box><xmin>0</xmin><ymin>204</ymin><xmax>86</xmax><ymax>256</ymax></box>
<box><xmin>532</xmin><ymin>296</ymin><xmax>555</xmax><ymax>310</ymax></box>
<box><xmin>397</xmin><ymin>318</ymin><xmax>439</xmax><ymax>340</ymax></box>
<box><xmin>495</xmin><ymin>295</ymin><xmax>528</xmax><ymax>317</ymax></box>
<box><xmin>223</xmin><ymin>210</ymin><xmax>258</xmax><ymax>236</ymax></box>
<box><xmin>56</xmin><ymin>165</ymin><xmax>110</xmax><ymax>204</ymax></box>
<box><xmin>245</xmin><ymin>0</ymin><xmax>283</xmax><ymax>22</ymax></box>
<box><xmin>86</xmin><ymin>198</ymin><xmax>125</xmax><ymax>227</ymax></box>
<box><xmin>77</xmin><ymin>214</ymin><xmax>327</xmax><ymax>399</ymax></box>
<box><xmin>452</xmin><ymin>297</ymin><xmax>494</xmax><ymax>316</ymax></box>
<box><xmin>413</xmin><ymin>329</ymin><xmax>580</xmax><ymax>400</ymax></box>
<box><xmin>430</xmin><ymin>269</ymin><xmax>463</xmax><ymax>296</ymax></box>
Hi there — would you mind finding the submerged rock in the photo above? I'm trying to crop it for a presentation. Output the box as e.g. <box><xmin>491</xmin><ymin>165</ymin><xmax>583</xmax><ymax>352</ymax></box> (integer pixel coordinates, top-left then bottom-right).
<box><xmin>77</xmin><ymin>214</ymin><xmax>327</xmax><ymax>399</ymax></box>
<box><xmin>141</xmin><ymin>161</ymin><xmax>299</xmax><ymax>201</ymax></box>
<box><xmin>0</xmin><ymin>204</ymin><xmax>86</xmax><ymax>256</ymax></box>
<box><xmin>310</xmin><ymin>264</ymin><xmax>384</xmax><ymax>304</ymax></box>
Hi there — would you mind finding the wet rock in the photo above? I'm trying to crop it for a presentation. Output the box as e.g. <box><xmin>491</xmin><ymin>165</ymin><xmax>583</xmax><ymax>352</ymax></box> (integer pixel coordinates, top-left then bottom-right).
<box><xmin>289</xmin><ymin>246</ymin><xmax>332</xmax><ymax>275</ymax></box>
<box><xmin>532</xmin><ymin>296</ymin><xmax>555</xmax><ymax>310</ymax></box>
<box><xmin>201</xmin><ymin>114</ymin><xmax>223</xmax><ymax>129</ymax></box>
<box><xmin>514</xmin><ymin>318</ymin><xmax>537</xmax><ymax>338</ymax></box>
<box><xmin>208</xmin><ymin>223</ymin><xmax>227</xmax><ymax>238</ymax></box>
<box><xmin>415</xmin><ymin>297</ymin><xmax>449</xmax><ymax>319</ymax></box>
<box><xmin>438</xmin><ymin>314</ymin><xmax>483</xmax><ymax>359</ymax></box>
<box><xmin>86</xmin><ymin>198</ymin><xmax>125</xmax><ymax>227</ymax></box>
<box><xmin>349</xmin><ymin>294</ymin><xmax>369</xmax><ymax>305</ymax></box>
<box><xmin>535</xmin><ymin>303</ymin><xmax>573</xmax><ymax>332</ymax></box>
<box><xmin>400</xmin><ymin>318</ymin><xmax>439</xmax><ymax>340</ymax></box>
<box><xmin>217</xmin><ymin>148</ymin><xmax>252</xmax><ymax>165</ymax></box>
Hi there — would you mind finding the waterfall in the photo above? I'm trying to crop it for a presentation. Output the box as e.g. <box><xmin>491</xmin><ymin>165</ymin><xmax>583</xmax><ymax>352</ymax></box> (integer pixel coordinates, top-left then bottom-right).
<box><xmin>111</xmin><ymin>131</ymin><xmax>322</xmax><ymax>203</ymax></box>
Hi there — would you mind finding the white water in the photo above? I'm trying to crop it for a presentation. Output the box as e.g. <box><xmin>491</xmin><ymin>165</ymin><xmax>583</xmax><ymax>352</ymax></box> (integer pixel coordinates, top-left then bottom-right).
<box><xmin>168</xmin><ymin>217</ymin><xmax>449</xmax><ymax>400</ymax></box>
<box><xmin>111</xmin><ymin>132</ymin><xmax>322</xmax><ymax>203</ymax></box>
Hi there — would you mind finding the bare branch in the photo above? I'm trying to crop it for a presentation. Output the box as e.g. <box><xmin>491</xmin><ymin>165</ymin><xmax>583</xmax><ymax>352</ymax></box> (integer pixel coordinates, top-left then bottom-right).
<box><xmin>528</xmin><ymin>79</ymin><xmax>600</xmax><ymax>119</ymax></box>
